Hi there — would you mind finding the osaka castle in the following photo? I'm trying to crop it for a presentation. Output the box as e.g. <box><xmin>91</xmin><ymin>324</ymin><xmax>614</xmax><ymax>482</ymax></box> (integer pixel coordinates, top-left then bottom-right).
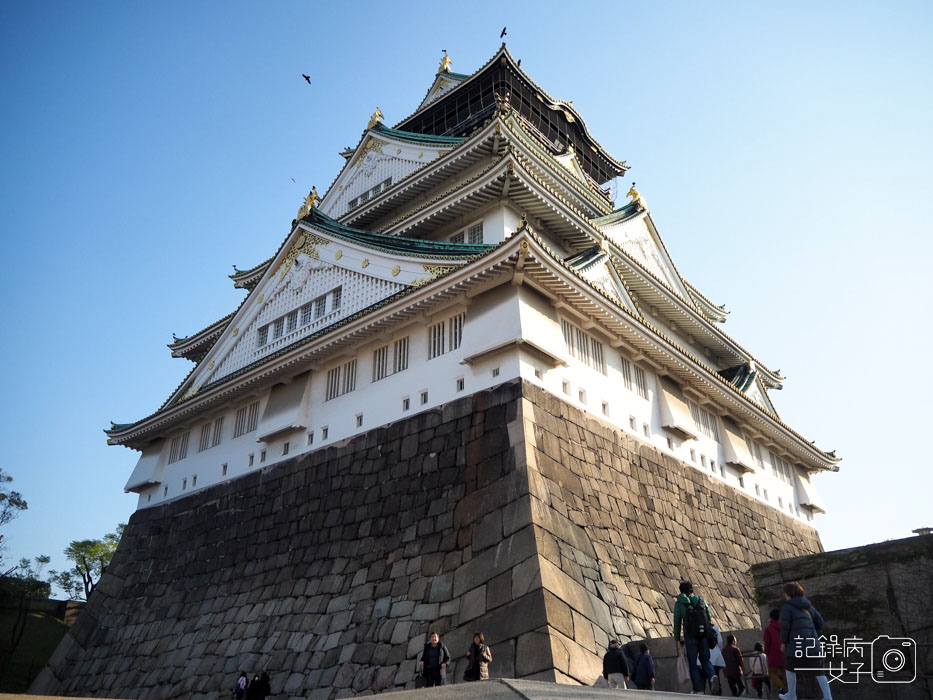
<box><xmin>108</xmin><ymin>45</ymin><xmax>836</xmax><ymax>522</ymax></box>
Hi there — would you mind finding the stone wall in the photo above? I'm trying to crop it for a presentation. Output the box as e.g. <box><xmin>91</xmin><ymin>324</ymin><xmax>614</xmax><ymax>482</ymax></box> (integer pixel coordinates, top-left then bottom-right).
<box><xmin>752</xmin><ymin>536</ymin><xmax>933</xmax><ymax>700</ymax></box>
<box><xmin>33</xmin><ymin>380</ymin><xmax>823</xmax><ymax>699</ymax></box>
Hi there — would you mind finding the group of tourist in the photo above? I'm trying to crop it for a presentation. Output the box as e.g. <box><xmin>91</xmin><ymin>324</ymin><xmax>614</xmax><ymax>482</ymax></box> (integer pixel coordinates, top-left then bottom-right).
<box><xmin>415</xmin><ymin>630</ymin><xmax>493</xmax><ymax>686</ymax></box>
<box><xmin>671</xmin><ymin>579</ymin><xmax>832</xmax><ymax>699</ymax></box>
<box><xmin>227</xmin><ymin>579</ymin><xmax>829</xmax><ymax>698</ymax></box>
<box><xmin>232</xmin><ymin>671</ymin><xmax>270</xmax><ymax>700</ymax></box>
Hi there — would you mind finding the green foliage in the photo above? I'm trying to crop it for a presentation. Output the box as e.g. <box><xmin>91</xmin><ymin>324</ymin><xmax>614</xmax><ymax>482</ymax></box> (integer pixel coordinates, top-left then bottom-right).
<box><xmin>0</xmin><ymin>609</ymin><xmax>68</xmax><ymax>692</ymax></box>
<box><xmin>51</xmin><ymin>524</ymin><xmax>125</xmax><ymax>600</ymax></box>
<box><xmin>0</xmin><ymin>468</ymin><xmax>28</xmax><ymax>566</ymax></box>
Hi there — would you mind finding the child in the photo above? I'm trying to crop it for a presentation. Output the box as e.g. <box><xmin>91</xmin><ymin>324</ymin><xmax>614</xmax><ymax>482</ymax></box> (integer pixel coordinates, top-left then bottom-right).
<box><xmin>631</xmin><ymin>642</ymin><xmax>656</xmax><ymax>690</ymax></box>
<box><xmin>721</xmin><ymin>635</ymin><xmax>746</xmax><ymax>697</ymax></box>
<box><xmin>747</xmin><ymin>642</ymin><xmax>771</xmax><ymax>698</ymax></box>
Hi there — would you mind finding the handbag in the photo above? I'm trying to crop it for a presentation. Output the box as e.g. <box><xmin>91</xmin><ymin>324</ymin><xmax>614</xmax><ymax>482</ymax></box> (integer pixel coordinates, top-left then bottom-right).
<box><xmin>676</xmin><ymin>646</ymin><xmax>691</xmax><ymax>685</ymax></box>
<box><xmin>463</xmin><ymin>664</ymin><xmax>479</xmax><ymax>682</ymax></box>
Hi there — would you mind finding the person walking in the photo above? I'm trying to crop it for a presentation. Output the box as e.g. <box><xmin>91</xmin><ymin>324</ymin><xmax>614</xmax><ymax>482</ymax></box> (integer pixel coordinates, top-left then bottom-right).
<box><xmin>233</xmin><ymin>672</ymin><xmax>247</xmax><ymax>700</ymax></box>
<box><xmin>763</xmin><ymin>609</ymin><xmax>787</xmax><ymax>695</ymax></box>
<box><xmin>464</xmin><ymin>632</ymin><xmax>492</xmax><ymax>681</ymax></box>
<box><xmin>602</xmin><ymin>639</ymin><xmax>631</xmax><ymax>689</ymax></box>
<box><xmin>418</xmin><ymin>631</ymin><xmax>451</xmax><ymax>687</ymax></box>
<box><xmin>673</xmin><ymin>581</ymin><xmax>716</xmax><ymax>695</ymax></box>
<box><xmin>721</xmin><ymin>635</ymin><xmax>746</xmax><ymax>697</ymax></box>
<box><xmin>631</xmin><ymin>643</ymin><xmax>656</xmax><ymax>690</ymax></box>
<box><xmin>779</xmin><ymin>582</ymin><xmax>832</xmax><ymax>700</ymax></box>
<box><xmin>708</xmin><ymin>622</ymin><xmax>725</xmax><ymax>695</ymax></box>
<box><xmin>747</xmin><ymin>642</ymin><xmax>771</xmax><ymax>698</ymax></box>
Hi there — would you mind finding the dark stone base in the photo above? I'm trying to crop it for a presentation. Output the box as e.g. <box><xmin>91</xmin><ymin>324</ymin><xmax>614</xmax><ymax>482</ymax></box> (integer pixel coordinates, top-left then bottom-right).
<box><xmin>33</xmin><ymin>380</ymin><xmax>822</xmax><ymax>699</ymax></box>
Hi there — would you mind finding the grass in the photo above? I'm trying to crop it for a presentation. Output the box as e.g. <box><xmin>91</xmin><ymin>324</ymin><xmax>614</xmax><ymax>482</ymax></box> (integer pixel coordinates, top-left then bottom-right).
<box><xmin>0</xmin><ymin>608</ymin><xmax>69</xmax><ymax>693</ymax></box>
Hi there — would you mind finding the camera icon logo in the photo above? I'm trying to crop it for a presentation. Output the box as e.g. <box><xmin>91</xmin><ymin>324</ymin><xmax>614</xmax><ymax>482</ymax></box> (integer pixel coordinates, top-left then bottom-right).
<box><xmin>871</xmin><ymin>635</ymin><xmax>916</xmax><ymax>683</ymax></box>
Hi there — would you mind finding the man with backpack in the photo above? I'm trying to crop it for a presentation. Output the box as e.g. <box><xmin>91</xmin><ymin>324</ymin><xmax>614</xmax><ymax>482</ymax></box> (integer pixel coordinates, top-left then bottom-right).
<box><xmin>673</xmin><ymin>581</ymin><xmax>716</xmax><ymax>695</ymax></box>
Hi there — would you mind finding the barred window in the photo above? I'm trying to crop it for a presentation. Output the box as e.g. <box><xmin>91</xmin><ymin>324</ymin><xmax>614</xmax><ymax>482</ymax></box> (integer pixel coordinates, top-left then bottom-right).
<box><xmin>449</xmin><ymin>313</ymin><xmax>465</xmax><ymax>351</ymax></box>
<box><xmin>211</xmin><ymin>416</ymin><xmax>224</xmax><ymax>447</ymax></box>
<box><xmin>393</xmin><ymin>336</ymin><xmax>409</xmax><ymax>373</ymax></box>
<box><xmin>257</xmin><ymin>325</ymin><xmax>269</xmax><ymax>347</ymax></box>
<box><xmin>198</xmin><ymin>423</ymin><xmax>211</xmax><ymax>453</ymax></box>
<box><xmin>467</xmin><ymin>223</ymin><xmax>483</xmax><ymax>244</ymax></box>
<box><xmin>561</xmin><ymin>319</ymin><xmax>606</xmax><ymax>374</ymax></box>
<box><xmin>332</xmin><ymin>287</ymin><xmax>342</xmax><ymax>309</ymax></box>
<box><xmin>168</xmin><ymin>431</ymin><xmax>190</xmax><ymax>464</ymax></box>
<box><xmin>428</xmin><ymin>320</ymin><xmax>446</xmax><ymax>359</ymax></box>
<box><xmin>449</xmin><ymin>232</ymin><xmax>464</xmax><ymax>243</ymax></box>
<box><xmin>326</xmin><ymin>359</ymin><xmax>357</xmax><ymax>400</ymax></box>
<box><xmin>620</xmin><ymin>356</ymin><xmax>633</xmax><ymax>391</ymax></box>
<box><xmin>372</xmin><ymin>344</ymin><xmax>389</xmax><ymax>382</ymax></box>
<box><xmin>314</xmin><ymin>296</ymin><xmax>326</xmax><ymax>319</ymax></box>
<box><xmin>286</xmin><ymin>310</ymin><xmax>298</xmax><ymax>333</ymax></box>
<box><xmin>234</xmin><ymin>401</ymin><xmax>260</xmax><ymax>437</ymax></box>
<box><xmin>273</xmin><ymin>317</ymin><xmax>284</xmax><ymax>339</ymax></box>
<box><xmin>634</xmin><ymin>366</ymin><xmax>648</xmax><ymax>399</ymax></box>
<box><xmin>746</xmin><ymin>438</ymin><xmax>764</xmax><ymax>469</ymax></box>
<box><xmin>689</xmin><ymin>402</ymin><xmax>719</xmax><ymax>441</ymax></box>
<box><xmin>301</xmin><ymin>303</ymin><xmax>313</xmax><ymax>325</ymax></box>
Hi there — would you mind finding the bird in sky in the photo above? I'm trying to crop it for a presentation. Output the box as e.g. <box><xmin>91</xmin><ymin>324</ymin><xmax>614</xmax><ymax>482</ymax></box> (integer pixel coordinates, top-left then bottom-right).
<box><xmin>500</xmin><ymin>27</ymin><xmax>507</xmax><ymax>38</ymax></box>
<box><xmin>290</xmin><ymin>178</ymin><xmax>296</xmax><ymax>183</ymax></box>
<box><xmin>301</xmin><ymin>74</ymin><xmax>311</xmax><ymax>84</ymax></box>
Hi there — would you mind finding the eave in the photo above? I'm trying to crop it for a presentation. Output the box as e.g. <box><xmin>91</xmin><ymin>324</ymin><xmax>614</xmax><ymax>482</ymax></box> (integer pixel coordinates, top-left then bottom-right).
<box><xmin>168</xmin><ymin>313</ymin><xmax>234</xmax><ymax>362</ymax></box>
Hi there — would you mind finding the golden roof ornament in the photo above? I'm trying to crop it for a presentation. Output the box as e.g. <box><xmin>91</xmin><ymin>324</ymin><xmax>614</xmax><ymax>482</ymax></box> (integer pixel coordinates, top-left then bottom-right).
<box><xmin>439</xmin><ymin>50</ymin><xmax>452</xmax><ymax>74</ymax></box>
<box><xmin>367</xmin><ymin>107</ymin><xmax>384</xmax><ymax>129</ymax></box>
<box><xmin>297</xmin><ymin>186</ymin><xmax>320</xmax><ymax>219</ymax></box>
<box><xmin>626</xmin><ymin>181</ymin><xmax>647</xmax><ymax>209</ymax></box>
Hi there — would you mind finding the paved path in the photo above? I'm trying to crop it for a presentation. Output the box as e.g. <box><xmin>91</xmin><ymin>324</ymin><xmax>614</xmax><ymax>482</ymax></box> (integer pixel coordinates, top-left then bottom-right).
<box><xmin>1</xmin><ymin>678</ymin><xmax>698</xmax><ymax>700</ymax></box>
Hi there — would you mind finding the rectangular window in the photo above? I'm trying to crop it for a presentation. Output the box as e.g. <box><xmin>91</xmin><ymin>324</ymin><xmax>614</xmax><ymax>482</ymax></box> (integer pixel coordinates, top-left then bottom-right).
<box><xmin>629</xmin><ymin>416</ymin><xmax>637</xmax><ymax>430</ymax></box>
<box><xmin>314</xmin><ymin>296</ymin><xmax>326</xmax><ymax>319</ymax></box>
<box><xmin>456</xmin><ymin>377</ymin><xmax>464</xmax><ymax>392</ymax></box>
<box><xmin>301</xmin><ymin>303</ymin><xmax>313</xmax><ymax>325</ymax></box>
<box><xmin>372</xmin><ymin>344</ymin><xmax>389</xmax><ymax>382</ymax></box>
<box><xmin>260</xmin><ymin>450</ymin><xmax>266</xmax><ymax>463</ymax></box>
<box><xmin>355</xmin><ymin>414</ymin><xmax>363</xmax><ymax>427</ymax></box>
<box><xmin>666</xmin><ymin>437</ymin><xmax>673</xmax><ymax>450</ymax></box>
<box><xmin>332</xmin><ymin>287</ymin><xmax>342</xmax><ymax>309</ymax></box>
<box><xmin>198</xmin><ymin>423</ymin><xmax>211</xmax><ymax>453</ymax></box>
<box><xmin>534</xmin><ymin>368</ymin><xmax>543</xmax><ymax>380</ymax></box>
<box><xmin>578</xmin><ymin>389</ymin><xmax>586</xmax><ymax>403</ymax></box>
<box><xmin>701</xmin><ymin>455</ymin><xmax>707</xmax><ymax>467</ymax></box>
<box><xmin>322</xmin><ymin>426</ymin><xmax>329</xmax><ymax>440</ymax></box>
<box><xmin>710</xmin><ymin>460</ymin><xmax>716</xmax><ymax>472</ymax></box>
<box><xmin>283</xmin><ymin>442</ymin><xmax>289</xmax><ymax>456</ymax></box>
<box><xmin>182</xmin><ymin>478</ymin><xmax>187</xmax><ymax>490</ymax></box>
<box><xmin>620</xmin><ymin>356</ymin><xmax>633</xmax><ymax>391</ymax></box>
<box><xmin>420</xmin><ymin>390</ymin><xmax>428</xmax><ymax>405</ymax></box>
<box><xmin>307</xmin><ymin>432</ymin><xmax>313</xmax><ymax>445</ymax></box>
<box><xmin>211</xmin><ymin>417</ymin><xmax>223</xmax><ymax>447</ymax></box>
<box><xmin>234</xmin><ymin>401</ymin><xmax>260</xmax><ymax>437</ymax></box>
<box><xmin>258</xmin><ymin>325</ymin><xmax>269</xmax><ymax>347</ymax></box>
<box><xmin>689</xmin><ymin>402</ymin><xmax>719</xmax><ymax>440</ymax></box>
<box><xmin>326</xmin><ymin>366</ymin><xmax>341</xmax><ymax>401</ymax></box>
<box><xmin>222</xmin><ymin>464</ymin><xmax>228</xmax><ymax>476</ymax></box>
<box><xmin>168</xmin><ymin>432</ymin><xmax>190</xmax><ymax>464</ymax></box>
<box><xmin>402</xmin><ymin>397</ymin><xmax>410</xmax><ymax>411</ymax></box>
<box><xmin>746</xmin><ymin>438</ymin><xmax>764</xmax><ymax>469</ymax></box>
<box><xmin>561</xmin><ymin>320</ymin><xmax>605</xmax><ymax>373</ymax></box>
<box><xmin>273</xmin><ymin>317</ymin><xmax>284</xmax><ymax>339</ymax></box>
<box><xmin>449</xmin><ymin>232</ymin><xmax>464</xmax><ymax>243</ymax></box>
<box><xmin>394</xmin><ymin>336</ymin><xmax>409</xmax><ymax>373</ymax></box>
<box><xmin>248</xmin><ymin>454</ymin><xmax>254</xmax><ymax>467</ymax></box>
<box><xmin>467</xmin><ymin>222</ymin><xmax>483</xmax><ymax>244</ymax></box>
<box><xmin>643</xmin><ymin>423</ymin><xmax>650</xmax><ymax>437</ymax></box>
<box><xmin>492</xmin><ymin>367</ymin><xmax>499</xmax><ymax>377</ymax></box>
<box><xmin>690</xmin><ymin>449</ymin><xmax>696</xmax><ymax>462</ymax></box>
<box><xmin>602</xmin><ymin>402</ymin><xmax>610</xmax><ymax>416</ymax></box>
<box><xmin>286</xmin><ymin>310</ymin><xmax>298</xmax><ymax>333</ymax></box>
<box><xmin>342</xmin><ymin>359</ymin><xmax>357</xmax><ymax>394</ymax></box>
<box><xmin>428</xmin><ymin>320</ymin><xmax>446</xmax><ymax>359</ymax></box>
<box><xmin>634</xmin><ymin>366</ymin><xmax>648</xmax><ymax>399</ymax></box>
<box><xmin>562</xmin><ymin>380</ymin><xmax>570</xmax><ymax>395</ymax></box>
<box><xmin>449</xmin><ymin>313</ymin><xmax>465</xmax><ymax>351</ymax></box>
<box><xmin>192</xmin><ymin>475</ymin><xmax>197</xmax><ymax>487</ymax></box>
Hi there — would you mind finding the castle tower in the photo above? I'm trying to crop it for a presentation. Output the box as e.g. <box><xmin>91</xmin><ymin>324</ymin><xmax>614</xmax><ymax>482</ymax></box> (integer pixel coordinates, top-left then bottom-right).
<box><xmin>34</xmin><ymin>46</ymin><xmax>837</xmax><ymax>699</ymax></box>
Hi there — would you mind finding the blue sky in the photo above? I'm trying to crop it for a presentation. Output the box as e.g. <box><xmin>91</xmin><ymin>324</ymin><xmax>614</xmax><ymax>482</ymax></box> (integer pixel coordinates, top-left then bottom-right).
<box><xmin>1</xmin><ymin>1</ymin><xmax>931</xmax><ymax>590</ymax></box>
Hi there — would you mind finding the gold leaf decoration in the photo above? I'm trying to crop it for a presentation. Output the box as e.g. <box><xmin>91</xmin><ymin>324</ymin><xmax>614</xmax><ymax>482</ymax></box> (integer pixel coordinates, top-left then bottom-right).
<box><xmin>208</xmin><ymin>360</ymin><xmax>214</xmax><ymax>370</ymax></box>
<box><xmin>391</xmin><ymin>265</ymin><xmax>400</xmax><ymax>277</ymax></box>
<box><xmin>361</xmin><ymin>258</ymin><xmax>370</xmax><ymax>269</ymax></box>
<box><xmin>233</xmin><ymin>328</ymin><xmax>239</xmax><ymax>336</ymax></box>
<box><xmin>335</xmin><ymin>250</ymin><xmax>343</xmax><ymax>260</ymax></box>
<box><xmin>422</xmin><ymin>263</ymin><xmax>455</xmax><ymax>279</ymax></box>
<box><xmin>278</xmin><ymin>231</ymin><xmax>328</xmax><ymax>279</ymax></box>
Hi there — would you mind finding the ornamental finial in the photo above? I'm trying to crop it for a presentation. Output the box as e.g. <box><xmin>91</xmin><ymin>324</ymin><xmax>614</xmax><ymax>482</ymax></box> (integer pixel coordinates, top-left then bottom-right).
<box><xmin>367</xmin><ymin>107</ymin><xmax>384</xmax><ymax>129</ymax></box>
<box><xmin>626</xmin><ymin>181</ymin><xmax>647</xmax><ymax>209</ymax></box>
<box><xmin>297</xmin><ymin>186</ymin><xmax>320</xmax><ymax>220</ymax></box>
<box><xmin>439</xmin><ymin>50</ymin><xmax>452</xmax><ymax>73</ymax></box>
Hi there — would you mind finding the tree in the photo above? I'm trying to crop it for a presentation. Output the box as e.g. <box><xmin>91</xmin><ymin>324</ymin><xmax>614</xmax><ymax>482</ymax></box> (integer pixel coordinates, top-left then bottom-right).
<box><xmin>49</xmin><ymin>524</ymin><xmax>125</xmax><ymax>600</ymax></box>
<box><xmin>0</xmin><ymin>556</ymin><xmax>51</xmax><ymax>685</ymax></box>
<box><xmin>0</xmin><ymin>469</ymin><xmax>28</xmax><ymax>568</ymax></box>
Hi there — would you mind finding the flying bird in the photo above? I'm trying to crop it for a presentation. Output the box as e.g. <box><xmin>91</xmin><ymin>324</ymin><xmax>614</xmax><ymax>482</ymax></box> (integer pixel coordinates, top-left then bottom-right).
<box><xmin>301</xmin><ymin>74</ymin><xmax>311</xmax><ymax>84</ymax></box>
<box><xmin>291</xmin><ymin>178</ymin><xmax>296</xmax><ymax>183</ymax></box>
<box><xmin>500</xmin><ymin>27</ymin><xmax>507</xmax><ymax>38</ymax></box>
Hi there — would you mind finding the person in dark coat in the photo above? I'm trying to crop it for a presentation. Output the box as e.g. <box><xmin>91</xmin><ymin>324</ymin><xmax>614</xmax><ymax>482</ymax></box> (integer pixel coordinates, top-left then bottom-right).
<box><xmin>779</xmin><ymin>581</ymin><xmax>832</xmax><ymax>700</ymax></box>
<box><xmin>631</xmin><ymin>642</ymin><xmax>656</xmax><ymax>690</ymax></box>
<box><xmin>418</xmin><ymin>631</ymin><xmax>451</xmax><ymax>687</ymax></box>
<box><xmin>763</xmin><ymin>609</ymin><xmax>787</xmax><ymax>694</ymax></box>
<box><xmin>721</xmin><ymin>635</ymin><xmax>745</xmax><ymax>697</ymax></box>
<box><xmin>464</xmin><ymin>631</ymin><xmax>493</xmax><ymax>681</ymax></box>
<box><xmin>602</xmin><ymin>639</ymin><xmax>630</xmax><ymax>688</ymax></box>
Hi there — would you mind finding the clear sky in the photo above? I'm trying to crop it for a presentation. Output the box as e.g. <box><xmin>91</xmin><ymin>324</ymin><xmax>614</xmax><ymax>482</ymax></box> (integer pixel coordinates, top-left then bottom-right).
<box><xmin>1</xmin><ymin>1</ymin><xmax>931</xmax><ymax>591</ymax></box>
